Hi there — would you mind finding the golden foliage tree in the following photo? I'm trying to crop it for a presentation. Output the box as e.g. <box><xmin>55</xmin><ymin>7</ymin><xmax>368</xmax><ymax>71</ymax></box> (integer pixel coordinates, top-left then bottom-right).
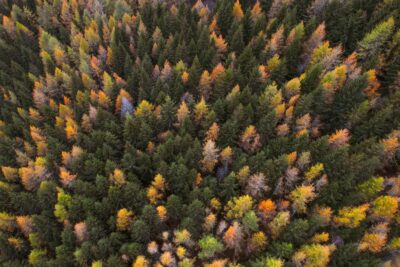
<box><xmin>371</xmin><ymin>195</ymin><xmax>398</xmax><ymax>220</ymax></box>
<box><xmin>289</xmin><ymin>185</ymin><xmax>316</xmax><ymax>213</ymax></box>
<box><xmin>226</xmin><ymin>195</ymin><xmax>254</xmax><ymax>219</ymax></box>
<box><xmin>59</xmin><ymin>167</ymin><xmax>77</xmax><ymax>187</ymax></box>
<box><xmin>176</xmin><ymin>101</ymin><xmax>190</xmax><ymax>125</ymax></box>
<box><xmin>232</xmin><ymin>0</ymin><xmax>244</xmax><ymax>20</ymax></box>
<box><xmin>116</xmin><ymin>208</ymin><xmax>134</xmax><ymax>231</ymax></box>
<box><xmin>333</xmin><ymin>204</ymin><xmax>369</xmax><ymax>228</ymax></box>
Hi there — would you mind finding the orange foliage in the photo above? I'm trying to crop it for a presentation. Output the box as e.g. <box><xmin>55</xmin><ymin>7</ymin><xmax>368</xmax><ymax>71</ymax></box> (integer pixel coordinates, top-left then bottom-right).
<box><xmin>115</xmin><ymin>89</ymin><xmax>133</xmax><ymax>113</ymax></box>
<box><xmin>232</xmin><ymin>0</ymin><xmax>244</xmax><ymax>20</ymax></box>
<box><xmin>251</xmin><ymin>1</ymin><xmax>262</xmax><ymax>21</ymax></box>
<box><xmin>328</xmin><ymin>129</ymin><xmax>350</xmax><ymax>148</ymax></box>
<box><xmin>206</xmin><ymin>122</ymin><xmax>220</xmax><ymax>142</ymax></box>
<box><xmin>364</xmin><ymin>69</ymin><xmax>380</xmax><ymax>98</ymax></box>
<box><xmin>156</xmin><ymin>205</ymin><xmax>167</xmax><ymax>221</ymax></box>
<box><xmin>59</xmin><ymin>167</ymin><xmax>77</xmax><ymax>187</ymax></box>
<box><xmin>98</xmin><ymin>91</ymin><xmax>111</xmax><ymax>108</ymax></box>
<box><xmin>211</xmin><ymin>32</ymin><xmax>227</xmax><ymax>53</ymax></box>
<box><xmin>1</xmin><ymin>166</ymin><xmax>18</xmax><ymax>182</ymax></box>
<box><xmin>258</xmin><ymin>199</ymin><xmax>277</xmax><ymax>220</ymax></box>
<box><xmin>181</xmin><ymin>71</ymin><xmax>189</xmax><ymax>83</ymax></box>
<box><xmin>176</xmin><ymin>101</ymin><xmax>189</xmax><ymax>124</ymax></box>
<box><xmin>65</xmin><ymin>117</ymin><xmax>78</xmax><ymax>141</ymax></box>
<box><xmin>223</xmin><ymin>221</ymin><xmax>243</xmax><ymax>251</ymax></box>
<box><xmin>74</xmin><ymin>221</ymin><xmax>88</xmax><ymax>243</ymax></box>
<box><xmin>209</xmin><ymin>17</ymin><xmax>218</xmax><ymax>32</ymax></box>
<box><xmin>16</xmin><ymin>216</ymin><xmax>33</xmax><ymax>237</ymax></box>
<box><xmin>211</xmin><ymin>63</ymin><xmax>225</xmax><ymax>81</ymax></box>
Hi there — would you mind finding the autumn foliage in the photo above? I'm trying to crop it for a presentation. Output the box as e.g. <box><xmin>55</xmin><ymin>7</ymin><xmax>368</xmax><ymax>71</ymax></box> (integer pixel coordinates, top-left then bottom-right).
<box><xmin>0</xmin><ymin>0</ymin><xmax>399</xmax><ymax>266</ymax></box>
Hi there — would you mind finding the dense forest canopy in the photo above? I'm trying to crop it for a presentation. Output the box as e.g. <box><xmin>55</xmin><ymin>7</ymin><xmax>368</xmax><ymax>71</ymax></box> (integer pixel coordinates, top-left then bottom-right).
<box><xmin>0</xmin><ymin>0</ymin><xmax>400</xmax><ymax>266</ymax></box>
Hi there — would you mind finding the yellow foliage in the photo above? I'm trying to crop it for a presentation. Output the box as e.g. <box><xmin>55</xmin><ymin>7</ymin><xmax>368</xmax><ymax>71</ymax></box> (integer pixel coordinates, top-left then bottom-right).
<box><xmin>109</xmin><ymin>168</ymin><xmax>126</xmax><ymax>185</ymax></box>
<box><xmin>226</xmin><ymin>195</ymin><xmax>254</xmax><ymax>219</ymax></box>
<box><xmin>371</xmin><ymin>195</ymin><xmax>398</xmax><ymax>220</ymax></box>
<box><xmin>147</xmin><ymin>186</ymin><xmax>161</xmax><ymax>204</ymax></box>
<box><xmin>1</xmin><ymin>166</ymin><xmax>18</xmax><ymax>182</ymax></box>
<box><xmin>210</xmin><ymin>198</ymin><xmax>221</xmax><ymax>211</ymax></box>
<box><xmin>204</xmin><ymin>259</ymin><xmax>227</xmax><ymax>267</ymax></box>
<box><xmin>267</xmin><ymin>55</ymin><xmax>281</xmax><ymax>72</ymax></box>
<box><xmin>204</xmin><ymin>213</ymin><xmax>217</xmax><ymax>231</ymax></box>
<box><xmin>30</xmin><ymin>126</ymin><xmax>46</xmax><ymax>143</ymax></box>
<box><xmin>116</xmin><ymin>208</ymin><xmax>134</xmax><ymax>231</ymax></box>
<box><xmin>285</xmin><ymin>77</ymin><xmax>301</xmax><ymax>98</ymax></box>
<box><xmin>65</xmin><ymin>117</ymin><xmax>78</xmax><ymax>140</ymax></box>
<box><xmin>181</xmin><ymin>71</ymin><xmax>189</xmax><ymax>83</ymax></box>
<box><xmin>274</xmin><ymin>103</ymin><xmax>286</xmax><ymax>119</ymax></box>
<box><xmin>249</xmin><ymin>231</ymin><xmax>267</xmax><ymax>252</ymax></box>
<box><xmin>174</xmin><ymin>229</ymin><xmax>191</xmax><ymax>245</ymax></box>
<box><xmin>293</xmin><ymin>244</ymin><xmax>333</xmax><ymax>267</ymax></box>
<box><xmin>311</xmin><ymin>232</ymin><xmax>330</xmax><ymax>243</ymax></box>
<box><xmin>195</xmin><ymin>97</ymin><xmax>208</xmax><ymax>123</ymax></box>
<box><xmin>133</xmin><ymin>255</ymin><xmax>149</xmax><ymax>267</ymax></box>
<box><xmin>305</xmin><ymin>163</ymin><xmax>324</xmax><ymax>181</ymax></box>
<box><xmin>156</xmin><ymin>205</ymin><xmax>167</xmax><ymax>221</ymax></box>
<box><xmin>314</xmin><ymin>206</ymin><xmax>332</xmax><ymax>225</ymax></box>
<box><xmin>333</xmin><ymin>204</ymin><xmax>369</xmax><ymax>228</ymax></box>
<box><xmin>289</xmin><ymin>185</ymin><xmax>316</xmax><ymax>213</ymax></box>
<box><xmin>135</xmin><ymin>100</ymin><xmax>155</xmax><ymax>117</ymax></box>
<box><xmin>176</xmin><ymin>246</ymin><xmax>186</xmax><ymax>259</ymax></box>
<box><xmin>237</xmin><ymin>165</ymin><xmax>250</xmax><ymax>185</ymax></box>
<box><xmin>160</xmin><ymin>251</ymin><xmax>174</xmax><ymax>267</ymax></box>
<box><xmin>152</xmin><ymin>174</ymin><xmax>166</xmax><ymax>191</ymax></box>
<box><xmin>220</xmin><ymin>146</ymin><xmax>233</xmax><ymax>163</ymax></box>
